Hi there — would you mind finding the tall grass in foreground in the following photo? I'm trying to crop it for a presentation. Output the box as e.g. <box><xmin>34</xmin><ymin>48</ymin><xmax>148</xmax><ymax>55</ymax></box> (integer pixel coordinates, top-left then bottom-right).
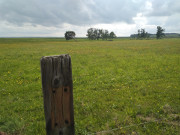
<box><xmin>0</xmin><ymin>38</ymin><xmax>179</xmax><ymax>134</ymax></box>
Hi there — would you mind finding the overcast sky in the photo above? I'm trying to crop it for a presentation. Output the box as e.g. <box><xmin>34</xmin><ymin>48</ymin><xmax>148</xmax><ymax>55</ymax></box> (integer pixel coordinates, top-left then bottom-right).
<box><xmin>0</xmin><ymin>0</ymin><xmax>180</xmax><ymax>37</ymax></box>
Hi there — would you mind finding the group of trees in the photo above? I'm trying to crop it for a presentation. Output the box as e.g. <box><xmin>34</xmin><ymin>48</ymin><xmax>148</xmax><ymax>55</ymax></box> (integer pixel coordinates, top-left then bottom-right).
<box><xmin>64</xmin><ymin>28</ymin><xmax>116</xmax><ymax>40</ymax></box>
<box><xmin>131</xmin><ymin>26</ymin><xmax>165</xmax><ymax>39</ymax></box>
<box><xmin>65</xmin><ymin>26</ymin><xmax>165</xmax><ymax>40</ymax></box>
<box><xmin>137</xmin><ymin>28</ymin><xmax>149</xmax><ymax>39</ymax></box>
<box><xmin>86</xmin><ymin>28</ymin><xmax>116</xmax><ymax>40</ymax></box>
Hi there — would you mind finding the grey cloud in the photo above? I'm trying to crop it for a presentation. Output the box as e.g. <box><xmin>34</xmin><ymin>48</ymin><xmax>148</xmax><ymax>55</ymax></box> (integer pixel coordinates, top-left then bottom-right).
<box><xmin>0</xmin><ymin>0</ymin><xmax>179</xmax><ymax>37</ymax></box>
<box><xmin>144</xmin><ymin>13</ymin><xmax>180</xmax><ymax>33</ymax></box>
<box><xmin>165</xmin><ymin>13</ymin><xmax>180</xmax><ymax>32</ymax></box>
<box><xmin>0</xmin><ymin>0</ymin><xmax>88</xmax><ymax>26</ymax></box>
<box><xmin>0</xmin><ymin>0</ymin><xmax>146</xmax><ymax>26</ymax></box>
<box><xmin>146</xmin><ymin>0</ymin><xmax>180</xmax><ymax>16</ymax></box>
<box><xmin>141</xmin><ymin>0</ymin><xmax>180</xmax><ymax>33</ymax></box>
<box><xmin>89</xmin><ymin>0</ymin><xmax>143</xmax><ymax>23</ymax></box>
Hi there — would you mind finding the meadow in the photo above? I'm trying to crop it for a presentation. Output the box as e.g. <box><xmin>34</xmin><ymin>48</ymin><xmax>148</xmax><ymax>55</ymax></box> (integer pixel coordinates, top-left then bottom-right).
<box><xmin>0</xmin><ymin>38</ymin><xmax>179</xmax><ymax>135</ymax></box>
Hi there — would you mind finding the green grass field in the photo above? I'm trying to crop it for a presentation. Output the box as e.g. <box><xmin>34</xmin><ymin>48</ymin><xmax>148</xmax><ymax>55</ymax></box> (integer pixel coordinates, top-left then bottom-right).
<box><xmin>0</xmin><ymin>38</ymin><xmax>179</xmax><ymax>135</ymax></box>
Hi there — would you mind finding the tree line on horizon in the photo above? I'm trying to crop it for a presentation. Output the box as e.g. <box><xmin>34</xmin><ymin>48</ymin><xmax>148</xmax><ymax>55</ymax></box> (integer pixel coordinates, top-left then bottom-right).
<box><xmin>86</xmin><ymin>28</ymin><xmax>116</xmax><ymax>40</ymax></box>
<box><xmin>130</xmin><ymin>26</ymin><xmax>165</xmax><ymax>39</ymax></box>
<box><xmin>64</xmin><ymin>26</ymin><xmax>165</xmax><ymax>40</ymax></box>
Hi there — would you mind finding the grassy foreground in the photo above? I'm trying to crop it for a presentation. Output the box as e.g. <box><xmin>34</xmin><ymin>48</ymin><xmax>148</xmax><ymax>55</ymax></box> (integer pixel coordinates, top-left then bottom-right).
<box><xmin>0</xmin><ymin>38</ymin><xmax>179</xmax><ymax>135</ymax></box>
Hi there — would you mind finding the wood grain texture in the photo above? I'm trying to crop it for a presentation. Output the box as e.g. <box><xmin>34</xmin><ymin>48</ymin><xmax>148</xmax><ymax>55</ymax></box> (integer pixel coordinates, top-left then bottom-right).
<box><xmin>41</xmin><ymin>54</ymin><xmax>74</xmax><ymax>135</ymax></box>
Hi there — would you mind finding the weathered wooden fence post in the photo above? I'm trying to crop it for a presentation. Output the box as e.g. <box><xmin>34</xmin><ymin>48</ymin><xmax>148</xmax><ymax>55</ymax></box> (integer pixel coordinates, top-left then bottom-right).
<box><xmin>40</xmin><ymin>54</ymin><xmax>74</xmax><ymax>135</ymax></box>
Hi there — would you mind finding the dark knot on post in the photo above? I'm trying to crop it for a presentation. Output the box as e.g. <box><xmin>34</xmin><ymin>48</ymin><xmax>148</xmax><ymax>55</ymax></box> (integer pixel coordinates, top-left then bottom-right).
<box><xmin>52</xmin><ymin>76</ymin><xmax>60</xmax><ymax>88</ymax></box>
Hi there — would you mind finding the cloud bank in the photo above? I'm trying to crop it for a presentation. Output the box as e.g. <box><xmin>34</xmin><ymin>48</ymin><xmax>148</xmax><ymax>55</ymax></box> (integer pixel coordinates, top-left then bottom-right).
<box><xmin>0</xmin><ymin>0</ymin><xmax>180</xmax><ymax>37</ymax></box>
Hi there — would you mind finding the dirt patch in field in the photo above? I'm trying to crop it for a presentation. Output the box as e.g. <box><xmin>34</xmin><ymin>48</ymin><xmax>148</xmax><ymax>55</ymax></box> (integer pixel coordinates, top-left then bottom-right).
<box><xmin>137</xmin><ymin>115</ymin><xmax>180</xmax><ymax>127</ymax></box>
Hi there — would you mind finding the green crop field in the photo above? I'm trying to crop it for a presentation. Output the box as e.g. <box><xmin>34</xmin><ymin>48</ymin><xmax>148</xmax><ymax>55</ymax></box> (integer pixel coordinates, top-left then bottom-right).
<box><xmin>0</xmin><ymin>38</ymin><xmax>179</xmax><ymax>135</ymax></box>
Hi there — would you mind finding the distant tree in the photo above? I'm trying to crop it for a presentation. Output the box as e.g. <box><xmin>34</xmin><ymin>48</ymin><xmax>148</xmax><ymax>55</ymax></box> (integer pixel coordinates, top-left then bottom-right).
<box><xmin>130</xmin><ymin>34</ymin><xmax>137</xmax><ymax>38</ymax></box>
<box><xmin>156</xmin><ymin>26</ymin><xmax>165</xmax><ymax>39</ymax></box>
<box><xmin>98</xmin><ymin>29</ymin><xmax>103</xmax><ymax>40</ymax></box>
<box><xmin>137</xmin><ymin>29</ymin><xmax>149</xmax><ymax>39</ymax></box>
<box><xmin>93</xmin><ymin>29</ymin><xmax>100</xmax><ymax>40</ymax></box>
<box><xmin>87</xmin><ymin>28</ymin><xmax>96</xmax><ymax>40</ymax></box>
<box><xmin>65</xmin><ymin>31</ymin><xmax>76</xmax><ymax>40</ymax></box>
<box><xmin>102</xmin><ymin>30</ymin><xmax>109</xmax><ymax>40</ymax></box>
<box><xmin>87</xmin><ymin>28</ymin><xmax>102</xmax><ymax>40</ymax></box>
<box><xmin>137</xmin><ymin>29</ymin><xmax>141</xmax><ymax>39</ymax></box>
<box><xmin>141</xmin><ymin>29</ymin><xmax>146</xmax><ymax>38</ymax></box>
<box><xmin>109</xmin><ymin>31</ymin><xmax>116</xmax><ymax>39</ymax></box>
<box><xmin>96</xmin><ymin>29</ymin><xmax>102</xmax><ymax>40</ymax></box>
<box><xmin>86</xmin><ymin>28</ymin><xmax>116</xmax><ymax>40</ymax></box>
